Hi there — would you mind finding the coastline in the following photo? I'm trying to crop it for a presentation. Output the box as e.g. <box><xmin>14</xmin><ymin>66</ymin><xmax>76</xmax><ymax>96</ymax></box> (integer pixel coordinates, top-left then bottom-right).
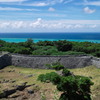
<box><xmin>0</xmin><ymin>38</ymin><xmax>100</xmax><ymax>43</ymax></box>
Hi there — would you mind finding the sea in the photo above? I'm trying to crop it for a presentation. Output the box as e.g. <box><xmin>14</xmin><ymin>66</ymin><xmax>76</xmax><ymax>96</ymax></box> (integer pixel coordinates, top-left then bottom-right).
<box><xmin>0</xmin><ymin>32</ymin><xmax>100</xmax><ymax>43</ymax></box>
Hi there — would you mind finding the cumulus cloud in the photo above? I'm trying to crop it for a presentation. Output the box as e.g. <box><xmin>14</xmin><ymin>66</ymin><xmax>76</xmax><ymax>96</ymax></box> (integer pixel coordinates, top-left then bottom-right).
<box><xmin>83</xmin><ymin>7</ymin><xmax>96</xmax><ymax>14</ymax></box>
<box><xmin>74</xmin><ymin>24</ymin><xmax>84</xmax><ymax>28</ymax></box>
<box><xmin>89</xmin><ymin>25</ymin><xmax>98</xmax><ymax>28</ymax></box>
<box><xmin>30</xmin><ymin>18</ymin><xmax>42</xmax><ymax>28</ymax></box>
<box><xmin>48</xmin><ymin>7</ymin><xmax>55</xmax><ymax>11</ymax></box>
<box><xmin>11</xmin><ymin>21</ymin><xmax>26</xmax><ymax>29</ymax></box>
<box><xmin>0</xmin><ymin>18</ymin><xmax>100</xmax><ymax>30</ymax></box>
<box><xmin>0</xmin><ymin>22</ymin><xmax>10</xmax><ymax>28</ymax></box>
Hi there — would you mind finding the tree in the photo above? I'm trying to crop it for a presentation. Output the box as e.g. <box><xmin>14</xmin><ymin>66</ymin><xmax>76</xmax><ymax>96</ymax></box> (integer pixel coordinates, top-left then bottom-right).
<box><xmin>24</xmin><ymin>38</ymin><xmax>34</xmax><ymax>47</ymax></box>
<box><xmin>56</xmin><ymin>40</ymin><xmax>72</xmax><ymax>51</ymax></box>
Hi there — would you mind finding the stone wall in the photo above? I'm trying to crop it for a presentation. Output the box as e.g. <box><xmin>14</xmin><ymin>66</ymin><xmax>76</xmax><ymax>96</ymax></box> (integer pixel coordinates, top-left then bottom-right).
<box><xmin>0</xmin><ymin>54</ymin><xmax>11</xmax><ymax>69</ymax></box>
<box><xmin>0</xmin><ymin>54</ymin><xmax>100</xmax><ymax>69</ymax></box>
<box><xmin>11</xmin><ymin>54</ymin><xmax>93</xmax><ymax>69</ymax></box>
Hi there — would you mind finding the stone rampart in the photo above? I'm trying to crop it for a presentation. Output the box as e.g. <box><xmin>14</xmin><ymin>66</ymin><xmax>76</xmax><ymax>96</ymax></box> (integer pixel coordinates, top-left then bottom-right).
<box><xmin>0</xmin><ymin>54</ymin><xmax>100</xmax><ymax>69</ymax></box>
<box><xmin>0</xmin><ymin>54</ymin><xmax>11</xmax><ymax>69</ymax></box>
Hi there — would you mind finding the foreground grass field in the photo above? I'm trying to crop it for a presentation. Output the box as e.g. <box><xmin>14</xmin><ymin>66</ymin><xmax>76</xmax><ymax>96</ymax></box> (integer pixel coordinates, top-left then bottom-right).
<box><xmin>0</xmin><ymin>65</ymin><xmax>100</xmax><ymax>100</ymax></box>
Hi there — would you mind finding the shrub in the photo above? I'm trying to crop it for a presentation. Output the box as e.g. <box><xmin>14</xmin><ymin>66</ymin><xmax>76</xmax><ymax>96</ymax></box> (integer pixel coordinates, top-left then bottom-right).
<box><xmin>52</xmin><ymin>65</ymin><xmax>65</xmax><ymax>71</ymax></box>
<box><xmin>45</xmin><ymin>63</ymin><xmax>52</xmax><ymax>69</ymax></box>
<box><xmin>37</xmin><ymin>62</ymin><xmax>94</xmax><ymax>100</ymax></box>
<box><xmin>62</xmin><ymin>68</ymin><xmax>70</xmax><ymax>76</ymax></box>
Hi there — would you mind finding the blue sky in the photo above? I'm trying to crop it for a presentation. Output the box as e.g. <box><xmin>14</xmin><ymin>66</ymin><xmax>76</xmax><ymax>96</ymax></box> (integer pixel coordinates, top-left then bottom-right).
<box><xmin>0</xmin><ymin>0</ymin><xmax>100</xmax><ymax>33</ymax></box>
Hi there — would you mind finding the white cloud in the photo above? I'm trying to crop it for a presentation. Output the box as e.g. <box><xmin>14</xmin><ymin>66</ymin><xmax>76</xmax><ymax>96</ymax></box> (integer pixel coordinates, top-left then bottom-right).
<box><xmin>21</xmin><ymin>0</ymin><xmax>64</xmax><ymax>6</ymax></box>
<box><xmin>11</xmin><ymin>21</ymin><xmax>26</xmax><ymax>28</ymax></box>
<box><xmin>30</xmin><ymin>18</ymin><xmax>42</xmax><ymax>28</ymax></box>
<box><xmin>0</xmin><ymin>7</ymin><xmax>22</xmax><ymax>11</ymax></box>
<box><xmin>0</xmin><ymin>7</ymin><xmax>40</xmax><ymax>11</ymax></box>
<box><xmin>76</xmin><ymin>0</ymin><xmax>100</xmax><ymax>6</ymax></box>
<box><xmin>0</xmin><ymin>22</ymin><xmax>10</xmax><ymax>28</ymax></box>
<box><xmin>64</xmin><ymin>0</ymin><xmax>73</xmax><ymax>4</ymax></box>
<box><xmin>74</xmin><ymin>24</ymin><xmax>84</xmax><ymax>28</ymax></box>
<box><xmin>0</xmin><ymin>0</ymin><xmax>27</xmax><ymax>2</ymax></box>
<box><xmin>0</xmin><ymin>18</ymin><xmax>100</xmax><ymax>30</ymax></box>
<box><xmin>66</xmin><ymin>25</ymin><xmax>73</xmax><ymax>28</ymax></box>
<box><xmin>83</xmin><ymin>7</ymin><xmax>96</xmax><ymax>14</ymax></box>
<box><xmin>23</xmin><ymin>2</ymin><xmax>49</xmax><ymax>6</ymax></box>
<box><xmin>89</xmin><ymin>25</ymin><xmax>98</xmax><ymax>28</ymax></box>
<box><xmin>48</xmin><ymin>7</ymin><xmax>55</xmax><ymax>11</ymax></box>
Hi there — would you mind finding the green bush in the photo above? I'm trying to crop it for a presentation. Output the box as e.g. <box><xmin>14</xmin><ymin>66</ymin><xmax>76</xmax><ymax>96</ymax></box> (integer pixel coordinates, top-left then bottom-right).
<box><xmin>37</xmin><ymin>62</ymin><xmax>94</xmax><ymax>100</ymax></box>
<box><xmin>52</xmin><ymin>65</ymin><xmax>65</xmax><ymax>71</ymax></box>
<box><xmin>45</xmin><ymin>63</ymin><xmax>52</xmax><ymax>69</ymax></box>
<box><xmin>37</xmin><ymin>74</ymin><xmax>45</xmax><ymax>82</ymax></box>
<box><xmin>62</xmin><ymin>68</ymin><xmax>70</xmax><ymax>76</ymax></box>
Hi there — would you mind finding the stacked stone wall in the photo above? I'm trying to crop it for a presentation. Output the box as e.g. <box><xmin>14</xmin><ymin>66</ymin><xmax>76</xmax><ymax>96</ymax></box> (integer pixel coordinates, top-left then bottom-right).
<box><xmin>0</xmin><ymin>54</ymin><xmax>100</xmax><ymax>69</ymax></box>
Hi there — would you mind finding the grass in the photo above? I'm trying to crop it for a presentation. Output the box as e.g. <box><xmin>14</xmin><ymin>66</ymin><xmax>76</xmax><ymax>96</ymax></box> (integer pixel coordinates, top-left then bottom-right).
<box><xmin>0</xmin><ymin>65</ymin><xmax>100</xmax><ymax>100</ymax></box>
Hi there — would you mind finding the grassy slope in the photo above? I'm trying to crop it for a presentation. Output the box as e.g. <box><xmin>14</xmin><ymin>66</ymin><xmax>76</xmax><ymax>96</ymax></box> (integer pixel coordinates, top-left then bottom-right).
<box><xmin>0</xmin><ymin>65</ymin><xmax>100</xmax><ymax>100</ymax></box>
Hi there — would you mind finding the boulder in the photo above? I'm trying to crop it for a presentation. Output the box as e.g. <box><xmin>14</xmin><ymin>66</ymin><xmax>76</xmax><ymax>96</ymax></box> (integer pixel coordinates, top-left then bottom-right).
<box><xmin>15</xmin><ymin>85</ymin><xmax>26</xmax><ymax>91</ymax></box>
<box><xmin>28</xmin><ymin>89</ymin><xmax>34</xmax><ymax>94</ymax></box>
<box><xmin>3</xmin><ymin>89</ymin><xmax>16</xmax><ymax>97</ymax></box>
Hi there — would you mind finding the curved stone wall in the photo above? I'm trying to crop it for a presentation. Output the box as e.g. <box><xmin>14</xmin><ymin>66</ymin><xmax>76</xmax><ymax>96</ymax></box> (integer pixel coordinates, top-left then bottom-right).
<box><xmin>0</xmin><ymin>54</ymin><xmax>100</xmax><ymax>69</ymax></box>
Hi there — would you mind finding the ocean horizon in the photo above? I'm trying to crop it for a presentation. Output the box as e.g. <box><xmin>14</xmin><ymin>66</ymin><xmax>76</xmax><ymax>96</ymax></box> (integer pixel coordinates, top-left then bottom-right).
<box><xmin>0</xmin><ymin>33</ymin><xmax>100</xmax><ymax>43</ymax></box>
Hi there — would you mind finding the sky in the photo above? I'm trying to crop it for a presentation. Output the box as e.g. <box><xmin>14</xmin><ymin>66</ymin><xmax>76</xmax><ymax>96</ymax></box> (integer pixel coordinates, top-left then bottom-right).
<box><xmin>0</xmin><ymin>0</ymin><xmax>100</xmax><ymax>33</ymax></box>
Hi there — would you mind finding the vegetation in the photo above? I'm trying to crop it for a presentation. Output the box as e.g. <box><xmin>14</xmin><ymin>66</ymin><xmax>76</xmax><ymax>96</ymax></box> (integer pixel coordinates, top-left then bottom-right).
<box><xmin>37</xmin><ymin>62</ymin><xmax>94</xmax><ymax>100</ymax></box>
<box><xmin>0</xmin><ymin>65</ymin><xmax>100</xmax><ymax>100</ymax></box>
<box><xmin>1</xmin><ymin>38</ymin><xmax>100</xmax><ymax>57</ymax></box>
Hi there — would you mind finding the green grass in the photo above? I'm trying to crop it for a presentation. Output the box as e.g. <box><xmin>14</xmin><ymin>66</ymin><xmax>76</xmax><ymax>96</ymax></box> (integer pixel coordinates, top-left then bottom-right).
<box><xmin>0</xmin><ymin>65</ymin><xmax>100</xmax><ymax>100</ymax></box>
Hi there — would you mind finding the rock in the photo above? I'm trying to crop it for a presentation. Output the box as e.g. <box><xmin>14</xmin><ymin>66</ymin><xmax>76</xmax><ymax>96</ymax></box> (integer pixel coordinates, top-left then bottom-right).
<box><xmin>12</xmin><ymin>70</ymin><xmax>15</xmax><ymax>72</ymax></box>
<box><xmin>22</xmin><ymin>82</ymin><xmax>28</xmax><ymax>86</ymax></box>
<box><xmin>33</xmin><ymin>74</ymin><xmax>35</xmax><ymax>76</ymax></box>
<box><xmin>27</xmin><ymin>75</ymin><xmax>33</xmax><ymax>77</ymax></box>
<box><xmin>89</xmin><ymin>76</ymin><xmax>92</xmax><ymax>79</ymax></box>
<box><xmin>34</xmin><ymin>85</ymin><xmax>38</xmax><ymax>88</ymax></box>
<box><xmin>19</xmin><ymin>73</ymin><xmax>22</xmax><ymax>75</ymax></box>
<box><xmin>11</xmin><ymin>80</ymin><xmax>16</xmax><ymax>83</ymax></box>
<box><xmin>12</xmin><ymin>85</ymin><xmax>15</xmax><ymax>87</ymax></box>
<box><xmin>8</xmin><ymin>70</ymin><xmax>11</xmax><ymax>72</ymax></box>
<box><xmin>24</xmin><ymin>74</ymin><xmax>33</xmax><ymax>78</ymax></box>
<box><xmin>32</xmin><ymin>83</ymin><xmax>35</xmax><ymax>85</ymax></box>
<box><xmin>22</xmin><ymin>95</ymin><xmax>28</xmax><ymax>99</ymax></box>
<box><xmin>28</xmin><ymin>89</ymin><xmax>34</xmax><ymax>94</ymax></box>
<box><xmin>3</xmin><ymin>89</ymin><xmax>16</xmax><ymax>97</ymax></box>
<box><xmin>15</xmin><ymin>85</ymin><xmax>26</xmax><ymax>91</ymax></box>
<box><xmin>5</xmin><ymin>80</ymin><xmax>9</xmax><ymax>83</ymax></box>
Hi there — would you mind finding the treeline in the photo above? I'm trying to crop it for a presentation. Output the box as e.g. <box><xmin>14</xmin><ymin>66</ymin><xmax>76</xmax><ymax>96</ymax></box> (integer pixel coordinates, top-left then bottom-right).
<box><xmin>0</xmin><ymin>38</ymin><xmax>100</xmax><ymax>57</ymax></box>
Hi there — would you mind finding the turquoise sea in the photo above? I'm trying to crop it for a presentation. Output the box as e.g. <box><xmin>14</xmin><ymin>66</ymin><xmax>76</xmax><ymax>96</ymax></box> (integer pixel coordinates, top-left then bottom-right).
<box><xmin>1</xmin><ymin>38</ymin><xmax>100</xmax><ymax>43</ymax></box>
<box><xmin>0</xmin><ymin>33</ymin><xmax>100</xmax><ymax>43</ymax></box>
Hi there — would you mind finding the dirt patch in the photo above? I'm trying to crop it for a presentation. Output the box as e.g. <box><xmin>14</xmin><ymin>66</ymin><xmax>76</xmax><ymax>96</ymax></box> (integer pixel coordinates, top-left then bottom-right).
<box><xmin>0</xmin><ymin>66</ymin><xmax>61</xmax><ymax>100</ymax></box>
